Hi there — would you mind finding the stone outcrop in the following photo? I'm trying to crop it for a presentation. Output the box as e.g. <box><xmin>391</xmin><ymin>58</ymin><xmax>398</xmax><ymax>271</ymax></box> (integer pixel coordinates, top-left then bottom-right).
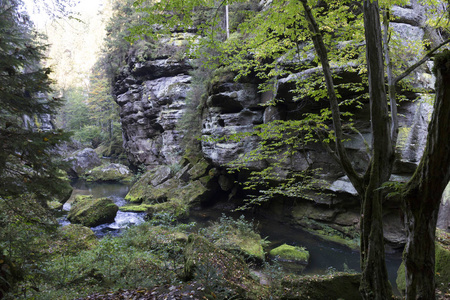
<box><xmin>113</xmin><ymin>2</ymin><xmax>444</xmax><ymax>248</ymax></box>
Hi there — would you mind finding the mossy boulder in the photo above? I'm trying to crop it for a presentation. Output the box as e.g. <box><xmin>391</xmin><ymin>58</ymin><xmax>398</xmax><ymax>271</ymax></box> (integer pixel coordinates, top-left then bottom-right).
<box><xmin>67</xmin><ymin>196</ymin><xmax>118</xmax><ymax>227</ymax></box>
<box><xmin>56</xmin><ymin>224</ymin><xmax>98</xmax><ymax>253</ymax></box>
<box><xmin>47</xmin><ymin>200</ymin><xmax>63</xmax><ymax>210</ymax></box>
<box><xmin>183</xmin><ymin>234</ymin><xmax>267</xmax><ymax>299</ymax></box>
<box><xmin>85</xmin><ymin>163</ymin><xmax>133</xmax><ymax>183</ymax></box>
<box><xmin>269</xmin><ymin>244</ymin><xmax>309</xmax><ymax>264</ymax></box>
<box><xmin>280</xmin><ymin>273</ymin><xmax>362</xmax><ymax>300</ymax></box>
<box><xmin>397</xmin><ymin>241</ymin><xmax>450</xmax><ymax>296</ymax></box>
<box><xmin>204</xmin><ymin>223</ymin><xmax>265</xmax><ymax>262</ymax></box>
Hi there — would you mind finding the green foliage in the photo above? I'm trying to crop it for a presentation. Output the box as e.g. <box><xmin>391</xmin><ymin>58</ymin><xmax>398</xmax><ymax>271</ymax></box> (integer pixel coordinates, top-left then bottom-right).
<box><xmin>0</xmin><ymin>2</ymin><xmax>73</xmax><ymax>293</ymax></box>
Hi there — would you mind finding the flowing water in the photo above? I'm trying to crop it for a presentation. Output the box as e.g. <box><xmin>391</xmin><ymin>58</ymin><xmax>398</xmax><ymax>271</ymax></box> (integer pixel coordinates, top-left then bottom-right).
<box><xmin>60</xmin><ymin>180</ymin><xmax>146</xmax><ymax>236</ymax></box>
<box><xmin>61</xmin><ymin>181</ymin><xmax>402</xmax><ymax>293</ymax></box>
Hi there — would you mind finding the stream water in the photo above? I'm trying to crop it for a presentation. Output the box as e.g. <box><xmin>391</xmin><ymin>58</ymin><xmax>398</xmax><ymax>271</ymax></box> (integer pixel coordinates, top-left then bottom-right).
<box><xmin>60</xmin><ymin>180</ymin><xmax>402</xmax><ymax>294</ymax></box>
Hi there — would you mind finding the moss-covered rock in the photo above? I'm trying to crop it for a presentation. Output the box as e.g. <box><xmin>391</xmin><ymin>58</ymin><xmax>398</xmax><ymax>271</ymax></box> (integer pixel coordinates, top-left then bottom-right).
<box><xmin>204</xmin><ymin>223</ymin><xmax>265</xmax><ymax>262</ymax></box>
<box><xmin>183</xmin><ymin>234</ymin><xmax>268</xmax><ymax>299</ymax></box>
<box><xmin>67</xmin><ymin>196</ymin><xmax>118</xmax><ymax>227</ymax></box>
<box><xmin>119</xmin><ymin>204</ymin><xmax>154</xmax><ymax>212</ymax></box>
<box><xmin>280</xmin><ymin>273</ymin><xmax>362</xmax><ymax>299</ymax></box>
<box><xmin>85</xmin><ymin>163</ymin><xmax>133</xmax><ymax>183</ymax></box>
<box><xmin>47</xmin><ymin>200</ymin><xmax>63</xmax><ymax>210</ymax></box>
<box><xmin>146</xmin><ymin>201</ymin><xmax>189</xmax><ymax>218</ymax></box>
<box><xmin>57</xmin><ymin>224</ymin><xmax>98</xmax><ymax>253</ymax></box>
<box><xmin>187</xmin><ymin>158</ymin><xmax>210</xmax><ymax>180</ymax></box>
<box><xmin>269</xmin><ymin>244</ymin><xmax>309</xmax><ymax>264</ymax></box>
<box><xmin>125</xmin><ymin>164</ymin><xmax>214</xmax><ymax>218</ymax></box>
<box><xmin>125</xmin><ymin>165</ymin><xmax>172</xmax><ymax>203</ymax></box>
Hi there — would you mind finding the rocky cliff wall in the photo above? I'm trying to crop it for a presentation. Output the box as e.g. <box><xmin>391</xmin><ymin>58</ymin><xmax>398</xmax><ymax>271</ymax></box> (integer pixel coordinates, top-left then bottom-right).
<box><xmin>113</xmin><ymin>1</ymin><xmax>447</xmax><ymax>249</ymax></box>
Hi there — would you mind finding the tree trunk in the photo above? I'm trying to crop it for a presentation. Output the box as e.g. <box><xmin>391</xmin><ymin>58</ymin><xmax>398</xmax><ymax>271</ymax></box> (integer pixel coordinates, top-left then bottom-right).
<box><xmin>403</xmin><ymin>51</ymin><xmax>450</xmax><ymax>300</ymax></box>
<box><xmin>360</xmin><ymin>1</ymin><xmax>394</xmax><ymax>299</ymax></box>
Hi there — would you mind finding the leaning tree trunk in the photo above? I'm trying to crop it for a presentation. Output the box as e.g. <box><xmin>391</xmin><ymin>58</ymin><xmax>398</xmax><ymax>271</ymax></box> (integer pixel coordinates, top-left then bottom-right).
<box><xmin>402</xmin><ymin>51</ymin><xmax>450</xmax><ymax>300</ymax></box>
<box><xmin>359</xmin><ymin>1</ymin><xmax>394</xmax><ymax>299</ymax></box>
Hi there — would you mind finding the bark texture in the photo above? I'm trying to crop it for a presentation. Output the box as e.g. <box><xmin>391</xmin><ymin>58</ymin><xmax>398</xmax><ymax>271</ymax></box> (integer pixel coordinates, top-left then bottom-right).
<box><xmin>403</xmin><ymin>51</ymin><xmax>450</xmax><ymax>300</ymax></box>
<box><xmin>359</xmin><ymin>1</ymin><xmax>394</xmax><ymax>299</ymax></box>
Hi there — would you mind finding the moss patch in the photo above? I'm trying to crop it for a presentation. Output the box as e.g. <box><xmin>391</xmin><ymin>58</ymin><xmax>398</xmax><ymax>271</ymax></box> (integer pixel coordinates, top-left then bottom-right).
<box><xmin>119</xmin><ymin>204</ymin><xmax>154</xmax><ymax>212</ymax></box>
<box><xmin>269</xmin><ymin>244</ymin><xmax>309</xmax><ymax>264</ymax></box>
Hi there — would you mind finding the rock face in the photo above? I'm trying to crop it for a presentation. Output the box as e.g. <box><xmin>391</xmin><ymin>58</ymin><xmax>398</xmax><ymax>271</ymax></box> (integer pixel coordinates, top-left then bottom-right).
<box><xmin>113</xmin><ymin>3</ymin><xmax>441</xmax><ymax>248</ymax></box>
<box><xmin>114</xmin><ymin>43</ymin><xmax>193</xmax><ymax>167</ymax></box>
<box><xmin>67</xmin><ymin>148</ymin><xmax>102</xmax><ymax>178</ymax></box>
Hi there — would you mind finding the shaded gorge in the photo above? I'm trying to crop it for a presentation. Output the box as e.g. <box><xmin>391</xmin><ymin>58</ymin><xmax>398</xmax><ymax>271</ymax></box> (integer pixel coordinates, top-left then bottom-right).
<box><xmin>59</xmin><ymin>180</ymin><xmax>402</xmax><ymax>294</ymax></box>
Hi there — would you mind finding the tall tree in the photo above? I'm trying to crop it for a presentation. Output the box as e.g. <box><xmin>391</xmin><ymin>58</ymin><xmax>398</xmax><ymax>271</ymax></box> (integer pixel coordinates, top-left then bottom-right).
<box><xmin>401</xmin><ymin>51</ymin><xmax>450</xmax><ymax>299</ymax></box>
<box><xmin>300</xmin><ymin>1</ymin><xmax>393</xmax><ymax>297</ymax></box>
<box><xmin>0</xmin><ymin>0</ymin><xmax>70</xmax><ymax>293</ymax></box>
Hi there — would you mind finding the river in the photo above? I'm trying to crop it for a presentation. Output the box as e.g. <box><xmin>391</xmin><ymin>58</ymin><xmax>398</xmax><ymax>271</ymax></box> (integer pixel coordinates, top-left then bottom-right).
<box><xmin>60</xmin><ymin>180</ymin><xmax>402</xmax><ymax>294</ymax></box>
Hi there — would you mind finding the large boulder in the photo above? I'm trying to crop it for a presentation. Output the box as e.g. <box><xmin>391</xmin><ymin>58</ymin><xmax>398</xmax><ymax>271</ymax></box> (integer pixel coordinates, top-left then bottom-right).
<box><xmin>85</xmin><ymin>163</ymin><xmax>133</xmax><ymax>182</ymax></box>
<box><xmin>67</xmin><ymin>195</ymin><xmax>118</xmax><ymax>227</ymax></box>
<box><xmin>67</xmin><ymin>148</ymin><xmax>102</xmax><ymax>178</ymax></box>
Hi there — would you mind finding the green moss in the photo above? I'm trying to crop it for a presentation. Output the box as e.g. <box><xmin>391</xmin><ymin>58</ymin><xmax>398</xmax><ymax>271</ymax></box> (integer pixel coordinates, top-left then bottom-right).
<box><xmin>432</xmin><ymin>49</ymin><xmax>450</xmax><ymax>75</ymax></box>
<box><xmin>57</xmin><ymin>224</ymin><xmax>98</xmax><ymax>253</ymax></box>
<box><xmin>119</xmin><ymin>204</ymin><xmax>154</xmax><ymax>212</ymax></box>
<box><xmin>269</xmin><ymin>244</ymin><xmax>309</xmax><ymax>264</ymax></box>
<box><xmin>47</xmin><ymin>200</ymin><xmax>63</xmax><ymax>210</ymax></box>
<box><xmin>435</xmin><ymin>243</ymin><xmax>450</xmax><ymax>288</ymax></box>
<box><xmin>187</xmin><ymin>158</ymin><xmax>210</xmax><ymax>180</ymax></box>
<box><xmin>214</xmin><ymin>230</ymin><xmax>265</xmax><ymax>261</ymax></box>
<box><xmin>313</xmin><ymin>229</ymin><xmax>360</xmax><ymax>250</ymax></box>
<box><xmin>146</xmin><ymin>201</ymin><xmax>189</xmax><ymax>219</ymax></box>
